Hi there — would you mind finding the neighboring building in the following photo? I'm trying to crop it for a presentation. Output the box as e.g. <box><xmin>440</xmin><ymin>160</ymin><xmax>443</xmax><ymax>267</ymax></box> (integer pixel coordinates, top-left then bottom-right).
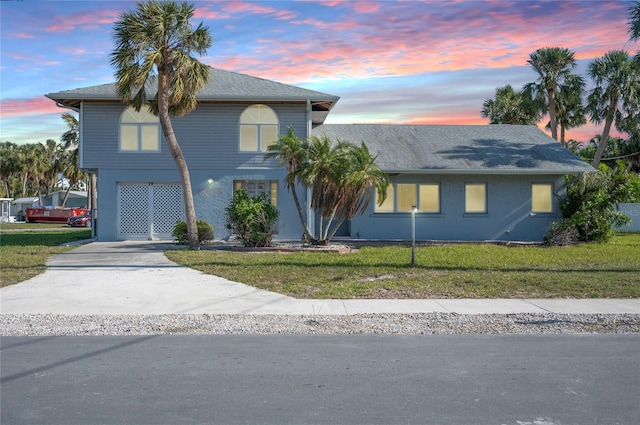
<box><xmin>42</xmin><ymin>190</ymin><xmax>88</xmax><ymax>209</ymax></box>
<box><xmin>46</xmin><ymin>67</ymin><xmax>594</xmax><ymax>242</ymax></box>
<box><xmin>10</xmin><ymin>197</ymin><xmax>38</xmax><ymax>221</ymax></box>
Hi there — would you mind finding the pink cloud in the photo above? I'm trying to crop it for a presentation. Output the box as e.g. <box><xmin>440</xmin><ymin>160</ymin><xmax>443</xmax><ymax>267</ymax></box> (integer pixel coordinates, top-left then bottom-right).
<box><xmin>15</xmin><ymin>32</ymin><xmax>35</xmax><ymax>39</ymax></box>
<box><xmin>1</xmin><ymin>98</ymin><xmax>64</xmax><ymax>118</ymax></box>
<box><xmin>44</xmin><ymin>9</ymin><xmax>119</xmax><ymax>33</ymax></box>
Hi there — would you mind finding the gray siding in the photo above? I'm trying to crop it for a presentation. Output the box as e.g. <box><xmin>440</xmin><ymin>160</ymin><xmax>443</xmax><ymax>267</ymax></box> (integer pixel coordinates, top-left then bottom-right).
<box><xmin>81</xmin><ymin>102</ymin><xmax>308</xmax><ymax>170</ymax></box>
<box><xmin>349</xmin><ymin>174</ymin><xmax>566</xmax><ymax>242</ymax></box>
<box><xmin>95</xmin><ymin>168</ymin><xmax>304</xmax><ymax>242</ymax></box>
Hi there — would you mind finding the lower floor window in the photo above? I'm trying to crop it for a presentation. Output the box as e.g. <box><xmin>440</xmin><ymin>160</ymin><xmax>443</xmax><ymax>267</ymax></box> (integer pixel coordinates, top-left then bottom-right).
<box><xmin>531</xmin><ymin>183</ymin><xmax>553</xmax><ymax>212</ymax></box>
<box><xmin>465</xmin><ymin>183</ymin><xmax>487</xmax><ymax>213</ymax></box>
<box><xmin>233</xmin><ymin>180</ymin><xmax>278</xmax><ymax>207</ymax></box>
<box><xmin>375</xmin><ymin>183</ymin><xmax>440</xmax><ymax>213</ymax></box>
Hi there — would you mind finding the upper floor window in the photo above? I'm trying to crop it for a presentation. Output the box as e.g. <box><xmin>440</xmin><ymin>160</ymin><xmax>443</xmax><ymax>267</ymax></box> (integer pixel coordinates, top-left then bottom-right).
<box><xmin>465</xmin><ymin>183</ymin><xmax>487</xmax><ymax>213</ymax></box>
<box><xmin>375</xmin><ymin>183</ymin><xmax>440</xmax><ymax>213</ymax></box>
<box><xmin>119</xmin><ymin>106</ymin><xmax>160</xmax><ymax>152</ymax></box>
<box><xmin>532</xmin><ymin>183</ymin><xmax>553</xmax><ymax>213</ymax></box>
<box><xmin>239</xmin><ymin>104</ymin><xmax>279</xmax><ymax>152</ymax></box>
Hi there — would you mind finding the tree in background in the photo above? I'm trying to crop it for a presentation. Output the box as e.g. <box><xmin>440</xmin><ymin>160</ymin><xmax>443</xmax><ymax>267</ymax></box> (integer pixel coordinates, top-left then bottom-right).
<box><xmin>629</xmin><ymin>2</ymin><xmax>640</xmax><ymax>63</ymax></box>
<box><xmin>525</xmin><ymin>47</ymin><xmax>582</xmax><ymax>141</ymax></box>
<box><xmin>551</xmin><ymin>75</ymin><xmax>586</xmax><ymax>145</ymax></box>
<box><xmin>60</xmin><ymin>113</ymin><xmax>95</xmax><ymax>211</ymax></box>
<box><xmin>111</xmin><ymin>0</ymin><xmax>211</xmax><ymax>250</ymax></box>
<box><xmin>586</xmin><ymin>50</ymin><xmax>640</xmax><ymax>168</ymax></box>
<box><xmin>481</xmin><ymin>85</ymin><xmax>542</xmax><ymax>125</ymax></box>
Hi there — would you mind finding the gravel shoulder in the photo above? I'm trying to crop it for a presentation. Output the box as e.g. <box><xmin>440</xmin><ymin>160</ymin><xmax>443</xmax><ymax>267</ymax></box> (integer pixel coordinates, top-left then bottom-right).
<box><xmin>2</xmin><ymin>313</ymin><xmax>639</xmax><ymax>336</ymax></box>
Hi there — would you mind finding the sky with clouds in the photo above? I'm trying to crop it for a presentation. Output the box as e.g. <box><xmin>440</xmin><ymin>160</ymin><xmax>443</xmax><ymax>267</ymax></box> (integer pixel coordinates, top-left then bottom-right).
<box><xmin>1</xmin><ymin>0</ymin><xmax>637</xmax><ymax>146</ymax></box>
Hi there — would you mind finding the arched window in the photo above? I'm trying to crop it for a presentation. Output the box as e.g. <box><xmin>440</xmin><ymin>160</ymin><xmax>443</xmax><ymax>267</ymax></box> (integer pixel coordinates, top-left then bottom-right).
<box><xmin>119</xmin><ymin>106</ymin><xmax>160</xmax><ymax>152</ymax></box>
<box><xmin>239</xmin><ymin>104</ymin><xmax>279</xmax><ymax>152</ymax></box>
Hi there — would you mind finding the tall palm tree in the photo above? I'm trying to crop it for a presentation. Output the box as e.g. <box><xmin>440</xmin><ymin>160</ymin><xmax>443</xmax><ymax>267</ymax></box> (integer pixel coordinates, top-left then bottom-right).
<box><xmin>587</xmin><ymin>50</ymin><xmax>640</xmax><ymax>167</ymax></box>
<box><xmin>264</xmin><ymin>127</ymin><xmax>314</xmax><ymax>241</ymax></box>
<box><xmin>111</xmin><ymin>0</ymin><xmax>211</xmax><ymax>250</ymax></box>
<box><xmin>525</xmin><ymin>47</ymin><xmax>580</xmax><ymax>141</ymax></box>
<box><xmin>481</xmin><ymin>85</ymin><xmax>542</xmax><ymax>125</ymax></box>
<box><xmin>551</xmin><ymin>75</ymin><xmax>586</xmax><ymax>145</ymax></box>
<box><xmin>629</xmin><ymin>2</ymin><xmax>640</xmax><ymax>63</ymax></box>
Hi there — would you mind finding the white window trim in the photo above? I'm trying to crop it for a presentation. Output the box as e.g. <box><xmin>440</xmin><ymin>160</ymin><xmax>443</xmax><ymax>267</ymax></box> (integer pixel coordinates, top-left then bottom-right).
<box><xmin>238</xmin><ymin>104</ymin><xmax>279</xmax><ymax>153</ymax></box>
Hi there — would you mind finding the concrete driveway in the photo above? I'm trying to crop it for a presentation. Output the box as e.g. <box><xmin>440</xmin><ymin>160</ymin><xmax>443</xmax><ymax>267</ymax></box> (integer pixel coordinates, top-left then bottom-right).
<box><xmin>1</xmin><ymin>241</ymin><xmax>639</xmax><ymax>315</ymax></box>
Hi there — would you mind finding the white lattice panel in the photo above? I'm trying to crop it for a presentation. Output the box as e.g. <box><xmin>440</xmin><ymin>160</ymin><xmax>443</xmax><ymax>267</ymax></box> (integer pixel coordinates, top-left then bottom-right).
<box><xmin>118</xmin><ymin>184</ymin><xmax>150</xmax><ymax>239</ymax></box>
<box><xmin>151</xmin><ymin>184</ymin><xmax>184</xmax><ymax>238</ymax></box>
<box><xmin>118</xmin><ymin>183</ymin><xmax>183</xmax><ymax>240</ymax></box>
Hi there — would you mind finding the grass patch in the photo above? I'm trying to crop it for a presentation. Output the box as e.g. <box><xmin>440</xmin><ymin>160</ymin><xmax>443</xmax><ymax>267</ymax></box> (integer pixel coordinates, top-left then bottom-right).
<box><xmin>1</xmin><ymin>223</ymin><xmax>70</xmax><ymax>230</ymax></box>
<box><xmin>165</xmin><ymin>233</ymin><xmax>640</xmax><ymax>299</ymax></box>
<box><xmin>0</xmin><ymin>229</ymin><xmax>92</xmax><ymax>287</ymax></box>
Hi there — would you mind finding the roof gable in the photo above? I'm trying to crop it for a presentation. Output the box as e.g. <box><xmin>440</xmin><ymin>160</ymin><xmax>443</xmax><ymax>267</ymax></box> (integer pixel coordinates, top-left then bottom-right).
<box><xmin>312</xmin><ymin>124</ymin><xmax>594</xmax><ymax>174</ymax></box>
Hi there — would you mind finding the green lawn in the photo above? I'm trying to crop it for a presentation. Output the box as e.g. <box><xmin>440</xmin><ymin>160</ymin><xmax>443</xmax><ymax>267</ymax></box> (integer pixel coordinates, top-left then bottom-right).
<box><xmin>166</xmin><ymin>233</ymin><xmax>640</xmax><ymax>299</ymax></box>
<box><xmin>0</xmin><ymin>229</ymin><xmax>92</xmax><ymax>287</ymax></box>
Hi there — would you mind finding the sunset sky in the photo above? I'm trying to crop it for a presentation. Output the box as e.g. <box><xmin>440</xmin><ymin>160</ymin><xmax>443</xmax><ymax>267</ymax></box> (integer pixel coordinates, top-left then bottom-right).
<box><xmin>1</xmin><ymin>0</ymin><xmax>637</xmax><ymax>146</ymax></box>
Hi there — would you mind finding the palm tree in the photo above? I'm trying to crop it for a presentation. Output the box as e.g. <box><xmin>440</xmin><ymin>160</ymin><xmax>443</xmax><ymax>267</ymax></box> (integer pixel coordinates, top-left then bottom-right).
<box><xmin>0</xmin><ymin>142</ymin><xmax>19</xmax><ymax>198</ymax></box>
<box><xmin>629</xmin><ymin>2</ymin><xmax>640</xmax><ymax>63</ymax></box>
<box><xmin>525</xmin><ymin>47</ymin><xmax>580</xmax><ymax>141</ymax></box>
<box><xmin>586</xmin><ymin>50</ymin><xmax>640</xmax><ymax>167</ymax></box>
<box><xmin>60</xmin><ymin>113</ymin><xmax>94</xmax><ymax>211</ymax></box>
<box><xmin>60</xmin><ymin>150</ymin><xmax>87</xmax><ymax>207</ymax></box>
<box><xmin>111</xmin><ymin>0</ymin><xmax>211</xmax><ymax>250</ymax></box>
<box><xmin>551</xmin><ymin>75</ymin><xmax>586</xmax><ymax>145</ymax></box>
<box><xmin>264</xmin><ymin>127</ymin><xmax>314</xmax><ymax>242</ymax></box>
<box><xmin>481</xmin><ymin>85</ymin><xmax>542</xmax><ymax>125</ymax></box>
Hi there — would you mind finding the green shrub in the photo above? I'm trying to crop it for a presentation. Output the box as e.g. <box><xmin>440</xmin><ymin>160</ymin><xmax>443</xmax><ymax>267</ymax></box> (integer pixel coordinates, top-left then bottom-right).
<box><xmin>225</xmin><ymin>189</ymin><xmax>279</xmax><ymax>247</ymax></box>
<box><xmin>558</xmin><ymin>166</ymin><xmax>632</xmax><ymax>243</ymax></box>
<box><xmin>172</xmin><ymin>220</ymin><xmax>214</xmax><ymax>245</ymax></box>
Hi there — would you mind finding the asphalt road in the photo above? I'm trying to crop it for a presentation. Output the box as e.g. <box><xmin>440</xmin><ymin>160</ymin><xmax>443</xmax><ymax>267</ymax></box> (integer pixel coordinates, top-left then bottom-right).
<box><xmin>2</xmin><ymin>334</ymin><xmax>639</xmax><ymax>425</ymax></box>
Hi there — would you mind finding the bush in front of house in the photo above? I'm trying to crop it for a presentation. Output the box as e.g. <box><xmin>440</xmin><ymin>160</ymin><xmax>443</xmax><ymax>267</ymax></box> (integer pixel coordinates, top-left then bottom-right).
<box><xmin>172</xmin><ymin>220</ymin><xmax>214</xmax><ymax>245</ymax></box>
<box><xmin>225</xmin><ymin>189</ymin><xmax>279</xmax><ymax>247</ymax></box>
<box><xmin>551</xmin><ymin>165</ymin><xmax>636</xmax><ymax>244</ymax></box>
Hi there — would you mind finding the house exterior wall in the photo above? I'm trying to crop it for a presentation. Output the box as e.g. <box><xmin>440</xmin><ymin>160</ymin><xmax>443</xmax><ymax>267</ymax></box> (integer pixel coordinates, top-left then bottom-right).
<box><xmin>81</xmin><ymin>102</ymin><xmax>308</xmax><ymax>170</ymax></box>
<box><xmin>349</xmin><ymin>174</ymin><xmax>566</xmax><ymax>242</ymax></box>
<box><xmin>83</xmin><ymin>101</ymin><xmax>309</xmax><ymax>241</ymax></box>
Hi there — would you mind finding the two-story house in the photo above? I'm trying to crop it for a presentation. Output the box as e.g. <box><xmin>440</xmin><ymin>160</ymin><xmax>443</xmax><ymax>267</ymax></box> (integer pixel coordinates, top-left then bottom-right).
<box><xmin>46</xmin><ymin>66</ymin><xmax>593</xmax><ymax>242</ymax></box>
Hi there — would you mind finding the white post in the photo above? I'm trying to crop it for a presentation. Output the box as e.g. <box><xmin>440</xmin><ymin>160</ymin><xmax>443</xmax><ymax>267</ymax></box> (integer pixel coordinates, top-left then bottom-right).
<box><xmin>411</xmin><ymin>205</ymin><xmax>417</xmax><ymax>266</ymax></box>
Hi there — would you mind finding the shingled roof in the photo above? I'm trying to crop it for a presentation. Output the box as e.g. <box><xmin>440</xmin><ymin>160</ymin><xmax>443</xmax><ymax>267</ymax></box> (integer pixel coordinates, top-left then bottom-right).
<box><xmin>46</xmin><ymin>67</ymin><xmax>339</xmax><ymax>125</ymax></box>
<box><xmin>312</xmin><ymin>124</ymin><xmax>594</xmax><ymax>174</ymax></box>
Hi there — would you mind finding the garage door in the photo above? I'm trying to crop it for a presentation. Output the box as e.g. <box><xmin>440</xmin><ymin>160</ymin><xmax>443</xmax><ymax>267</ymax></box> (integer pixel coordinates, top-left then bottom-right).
<box><xmin>117</xmin><ymin>183</ymin><xmax>184</xmax><ymax>240</ymax></box>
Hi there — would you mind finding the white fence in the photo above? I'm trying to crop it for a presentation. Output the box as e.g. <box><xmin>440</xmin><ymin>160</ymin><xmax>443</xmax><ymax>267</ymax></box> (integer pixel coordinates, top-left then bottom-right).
<box><xmin>616</xmin><ymin>203</ymin><xmax>640</xmax><ymax>231</ymax></box>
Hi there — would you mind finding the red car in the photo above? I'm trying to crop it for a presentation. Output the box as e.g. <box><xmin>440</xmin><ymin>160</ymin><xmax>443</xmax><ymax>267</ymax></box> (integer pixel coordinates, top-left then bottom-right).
<box><xmin>67</xmin><ymin>212</ymin><xmax>92</xmax><ymax>227</ymax></box>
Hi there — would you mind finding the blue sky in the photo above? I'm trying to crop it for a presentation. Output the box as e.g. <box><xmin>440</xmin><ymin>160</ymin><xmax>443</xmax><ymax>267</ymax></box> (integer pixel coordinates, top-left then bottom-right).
<box><xmin>1</xmin><ymin>0</ymin><xmax>636</xmax><ymax>145</ymax></box>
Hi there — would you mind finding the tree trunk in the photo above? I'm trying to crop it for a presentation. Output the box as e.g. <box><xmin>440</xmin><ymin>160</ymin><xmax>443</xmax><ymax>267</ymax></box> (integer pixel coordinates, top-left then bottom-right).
<box><xmin>548</xmin><ymin>88</ymin><xmax>558</xmax><ymax>141</ymax></box>
<box><xmin>290</xmin><ymin>184</ymin><xmax>314</xmax><ymax>241</ymax></box>
<box><xmin>591</xmin><ymin>115</ymin><xmax>614</xmax><ymax>168</ymax></box>
<box><xmin>157</xmin><ymin>71</ymin><xmax>199</xmax><ymax>250</ymax></box>
<box><xmin>61</xmin><ymin>186</ymin><xmax>71</xmax><ymax>208</ymax></box>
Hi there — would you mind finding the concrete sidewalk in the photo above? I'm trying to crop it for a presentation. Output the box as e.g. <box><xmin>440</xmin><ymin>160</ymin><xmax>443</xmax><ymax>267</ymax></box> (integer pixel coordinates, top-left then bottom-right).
<box><xmin>1</xmin><ymin>241</ymin><xmax>639</xmax><ymax>315</ymax></box>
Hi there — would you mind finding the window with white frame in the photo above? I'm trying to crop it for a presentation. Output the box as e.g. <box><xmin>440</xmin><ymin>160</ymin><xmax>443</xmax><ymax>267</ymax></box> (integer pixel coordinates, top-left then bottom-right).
<box><xmin>119</xmin><ymin>105</ymin><xmax>160</xmax><ymax>152</ymax></box>
<box><xmin>233</xmin><ymin>180</ymin><xmax>278</xmax><ymax>207</ymax></box>
<box><xmin>531</xmin><ymin>183</ymin><xmax>553</xmax><ymax>213</ymax></box>
<box><xmin>375</xmin><ymin>183</ymin><xmax>440</xmax><ymax>213</ymax></box>
<box><xmin>465</xmin><ymin>183</ymin><xmax>487</xmax><ymax>213</ymax></box>
<box><xmin>239</xmin><ymin>104</ymin><xmax>279</xmax><ymax>152</ymax></box>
